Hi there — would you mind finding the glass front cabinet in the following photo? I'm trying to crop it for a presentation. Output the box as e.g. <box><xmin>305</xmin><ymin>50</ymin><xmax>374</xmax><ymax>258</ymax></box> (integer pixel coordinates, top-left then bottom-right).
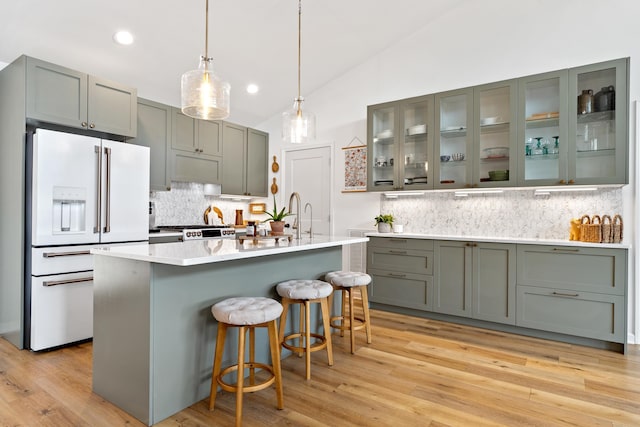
<box><xmin>367</xmin><ymin>95</ymin><xmax>434</xmax><ymax>191</ymax></box>
<box><xmin>518</xmin><ymin>58</ymin><xmax>628</xmax><ymax>186</ymax></box>
<box><xmin>434</xmin><ymin>80</ymin><xmax>517</xmax><ymax>189</ymax></box>
<box><xmin>367</xmin><ymin>57</ymin><xmax>628</xmax><ymax>192</ymax></box>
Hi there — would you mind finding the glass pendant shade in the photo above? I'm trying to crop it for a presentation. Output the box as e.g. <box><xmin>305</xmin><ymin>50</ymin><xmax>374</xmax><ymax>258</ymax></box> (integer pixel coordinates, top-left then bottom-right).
<box><xmin>181</xmin><ymin>56</ymin><xmax>230</xmax><ymax>120</ymax></box>
<box><xmin>283</xmin><ymin>98</ymin><xmax>315</xmax><ymax>144</ymax></box>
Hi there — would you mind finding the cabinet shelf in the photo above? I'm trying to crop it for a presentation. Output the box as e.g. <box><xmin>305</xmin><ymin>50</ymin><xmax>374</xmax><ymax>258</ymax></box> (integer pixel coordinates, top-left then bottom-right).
<box><xmin>480</xmin><ymin>122</ymin><xmax>510</xmax><ymax>134</ymax></box>
<box><xmin>525</xmin><ymin>153</ymin><xmax>559</xmax><ymax>161</ymax></box>
<box><xmin>576</xmin><ymin>148</ymin><xmax>616</xmax><ymax>158</ymax></box>
<box><xmin>373</xmin><ymin>137</ymin><xmax>395</xmax><ymax>145</ymax></box>
<box><xmin>577</xmin><ymin>110</ymin><xmax>615</xmax><ymax>124</ymax></box>
<box><xmin>440</xmin><ymin>128</ymin><xmax>467</xmax><ymax>138</ymax></box>
<box><xmin>526</xmin><ymin>118</ymin><xmax>560</xmax><ymax>129</ymax></box>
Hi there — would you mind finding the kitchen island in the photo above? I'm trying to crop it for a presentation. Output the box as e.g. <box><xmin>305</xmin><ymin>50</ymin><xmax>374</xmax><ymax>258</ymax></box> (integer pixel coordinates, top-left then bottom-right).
<box><xmin>90</xmin><ymin>235</ymin><xmax>368</xmax><ymax>426</ymax></box>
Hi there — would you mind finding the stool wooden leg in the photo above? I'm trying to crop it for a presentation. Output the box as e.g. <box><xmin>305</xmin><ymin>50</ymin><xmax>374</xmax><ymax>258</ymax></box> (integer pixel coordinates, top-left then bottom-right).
<box><xmin>320</xmin><ymin>297</ymin><xmax>333</xmax><ymax>366</ymax></box>
<box><xmin>303</xmin><ymin>300</ymin><xmax>312</xmax><ymax>380</ymax></box>
<box><xmin>298</xmin><ymin>303</ymin><xmax>305</xmax><ymax>358</ymax></box>
<box><xmin>249</xmin><ymin>327</ymin><xmax>256</xmax><ymax>385</ymax></box>
<box><xmin>348</xmin><ymin>288</ymin><xmax>356</xmax><ymax>354</ymax></box>
<box><xmin>235</xmin><ymin>326</ymin><xmax>246</xmax><ymax>427</ymax></box>
<box><xmin>267</xmin><ymin>319</ymin><xmax>284</xmax><ymax>409</ymax></box>
<box><xmin>360</xmin><ymin>285</ymin><xmax>372</xmax><ymax>344</ymax></box>
<box><xmin>340</xmin><ymin>289</ymin><xmax>347</xmax><ymax>337</ymax></box>
<box><xmin>278</xmin><ymin>297</ymin><xmax>290</xmax><ymax>348</ymax></box>
<box><xmin>209</xmin><ymin>322</ymin><xmax>228</xmax><ymax>411</ymax></box>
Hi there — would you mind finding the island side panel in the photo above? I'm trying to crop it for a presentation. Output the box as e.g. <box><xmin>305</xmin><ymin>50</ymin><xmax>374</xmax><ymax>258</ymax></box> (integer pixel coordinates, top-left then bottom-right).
<box><xmin>92</xmin><ymin>256</ymin><xmax>152</xmax><ymax>425</ymax></box>
<box><xmin>150</xmin><ymin>246</ymin><xmax>342</xmax><ymax>424</ymax></box>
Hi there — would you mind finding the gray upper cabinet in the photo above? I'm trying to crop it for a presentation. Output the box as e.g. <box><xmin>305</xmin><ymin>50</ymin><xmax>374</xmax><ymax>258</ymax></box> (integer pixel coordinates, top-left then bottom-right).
<box><xmin>221</xmin><ymin>123</ymin><xmax>268</xmax><ymax>197</ymax></box>
<box><xmin>129</xmin><ymin>98</ymin><xmax>172</xmax><ymax>191</ymax></box>
<box><xmin>368</xmin><ymin>95</ymin><xmax>434</xmax><ymax>191</ymax></box>
<box><xmin>433</xmin><ymin>240</ymin><xmax>516</xmax><ymax>325</ymax></box>
<box><xmin>25</xmin><ymin>57</ymin><xmax>137</xmax><ymax>137</ymax></box>
<box><xmin>171</xmin><ymin>109</ymin><xmax>222</xmax><ymax>185</ymax></box>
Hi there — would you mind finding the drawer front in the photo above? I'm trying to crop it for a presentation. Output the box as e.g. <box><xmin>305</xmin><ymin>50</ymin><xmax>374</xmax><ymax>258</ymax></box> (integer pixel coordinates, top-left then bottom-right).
<box><xmin>517</xmin><ymin>245</ymin><xmax>626</xmax><ymax>295</ymax></box>
<box><xmin>368</xmin><ymin>246</ymin><xmax>433</xmax><ymax>275</ymax></box>
<box><xmin>31</xmin><ymin>245</ymin><xmax>94</xmax><ymax>276</ymax></box>
<box><xmin>369</xmin><ymin>268</ymin><xmax>433</xmax><ymax>311</ymax></box>
<box><xmin>516</xmin><ymin>285</ymin><xmax>625</xmax><ymax>343</ymax></box>
<box><xmin>368</xmin><ymin>236</ymin><xmax>434</xmax><ymax>251</ymax></box>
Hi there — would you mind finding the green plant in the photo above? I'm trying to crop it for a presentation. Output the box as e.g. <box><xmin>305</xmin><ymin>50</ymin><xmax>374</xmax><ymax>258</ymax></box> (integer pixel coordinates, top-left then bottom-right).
<box><xmin>374</xmin><ymin>214</ymin><xmax>394</xmax><ymax>226</ymax></box>
<box><xmin>265</xmin><ymin>195</ymin><xmax>292</xmax><ymax>222</ymax></box>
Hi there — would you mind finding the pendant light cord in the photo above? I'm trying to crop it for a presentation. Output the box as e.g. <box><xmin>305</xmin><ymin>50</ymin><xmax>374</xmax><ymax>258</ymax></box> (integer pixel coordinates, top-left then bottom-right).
<box><xmin>297</xmin><ymin>0</ymin><xmax>301</xmax><ymax>101</ymax></box>
<box><xmin>204</xmin><ymin>0</ymin><xmax>209</xmax><ymax>60</ymax></box>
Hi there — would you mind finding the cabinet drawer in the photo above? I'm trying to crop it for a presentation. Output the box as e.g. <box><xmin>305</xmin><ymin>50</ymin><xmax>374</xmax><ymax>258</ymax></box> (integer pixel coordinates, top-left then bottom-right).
<box><xmin>369</xmin><ymin>269</ymin><xmax>432</xmax><ymax>311</ymax></box>
<box><xmin>368</xmin><ymin>237</ymin><xmax>434</xmax><ymax>251</ymax></box>
<box><xmin>516</xmin><ymin>285</ymin><xmax>625</xmax><ymax>343</ymax></box>
<box><xmin>517</xmin><ymin>245</ymin><xmax>626</xmax><ymax>295</ymax></box>
<box><xmin>368</xmin><ymin>246</ymin><xmax>432</xmax><ymax>275</ymax></box>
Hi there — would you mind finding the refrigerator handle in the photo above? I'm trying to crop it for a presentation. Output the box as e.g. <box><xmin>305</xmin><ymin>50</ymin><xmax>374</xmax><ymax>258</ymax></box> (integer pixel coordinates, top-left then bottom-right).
<box><xmin>104</xmin><ymin>146</ymin><xmax>112</xmax><ymax>233</ymax></box>
<box><xmin>94</xmin><ymin>145</ymin><xmax>102</xmax><ymax>233</ymax></box>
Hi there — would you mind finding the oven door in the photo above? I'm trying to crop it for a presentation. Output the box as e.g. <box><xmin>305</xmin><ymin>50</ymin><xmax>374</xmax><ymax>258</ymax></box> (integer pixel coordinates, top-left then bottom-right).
<box><xmin>30</xmin><ymin>271</ymin><xmax>93</xmax><ymax>351</ymax></box>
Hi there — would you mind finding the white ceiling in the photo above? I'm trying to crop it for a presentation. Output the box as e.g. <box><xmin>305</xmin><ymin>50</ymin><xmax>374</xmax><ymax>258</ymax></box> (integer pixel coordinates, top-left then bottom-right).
<box><xmin>0</xmin><ymin>0</ymin><xmax>464</xmax><ymax>127</ymax></box>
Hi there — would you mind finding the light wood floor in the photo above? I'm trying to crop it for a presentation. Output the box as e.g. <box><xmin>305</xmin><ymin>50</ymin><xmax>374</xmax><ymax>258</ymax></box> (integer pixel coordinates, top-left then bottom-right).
<box><xmin>2</xmin><ymin>309</ymin><xmax>640</xmax><ymax>426</ymax></box>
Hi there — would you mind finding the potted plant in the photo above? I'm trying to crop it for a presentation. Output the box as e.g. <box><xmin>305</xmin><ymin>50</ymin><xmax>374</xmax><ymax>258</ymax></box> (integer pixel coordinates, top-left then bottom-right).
<box><xmin>265</xmin><ymin>195</ymin><xmax>292</xmax><ymax>235</ymax></box>
<box><xmin>374</xmin><ymin>214</ymin><xmax>394</xmax><ymax>233</ymax></box>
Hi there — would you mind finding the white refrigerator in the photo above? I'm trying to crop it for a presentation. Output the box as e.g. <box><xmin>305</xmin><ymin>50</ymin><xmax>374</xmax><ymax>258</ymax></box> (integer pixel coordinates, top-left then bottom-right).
<box><xmin>26</xmin><ymin>128</ymin><xmax>150</xmax><ymax>350</ymax></box>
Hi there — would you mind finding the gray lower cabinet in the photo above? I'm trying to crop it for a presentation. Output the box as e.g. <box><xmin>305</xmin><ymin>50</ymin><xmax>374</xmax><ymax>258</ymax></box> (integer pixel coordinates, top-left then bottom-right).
<box><xmin>25</xmin><ymin>56</ymin><xmax>137</xmax><ymax>137</ymax></box>
<box><xmin>170</xmin><ymin>108</ymin><xmax>223</xmax><ymax>184</ymax></box>
<box><xmin>367</xmin><ymin>237</ymin><xmax>433</xmax><ymax>310</ymax></box>
<box><xmin>221</xmin><ymin>123</ymin><xmax>268</xmax><ymax>197</ymax></box>
<box><xmin>516</xmin><ymin>244</ymin><xmax>626</xmax><ymax>343</ymax></box>
<box><xmin>129</xmin><ymin>98</ymin><xmax>171</xmax><ymax>191</ymax></box>
<box><xmin>433</xmin><ymin>240</ymin><xmax>516</xmax><ymax>325</ymax></box>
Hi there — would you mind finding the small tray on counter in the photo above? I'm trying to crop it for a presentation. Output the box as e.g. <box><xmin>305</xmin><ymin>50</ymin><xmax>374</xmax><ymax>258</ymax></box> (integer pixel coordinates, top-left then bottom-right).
<box><xmin>238</xmin><ymin>233</ymin><xmax>293</xmax><ymax>245</ymax></box>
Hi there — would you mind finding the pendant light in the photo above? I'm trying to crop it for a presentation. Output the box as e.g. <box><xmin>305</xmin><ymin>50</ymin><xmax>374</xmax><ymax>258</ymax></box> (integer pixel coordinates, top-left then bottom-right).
<box><xmin>181</xmin><ymin>0</ymin><xmax>230</xmax><ymax>121</ymax></box>
<box><xmin>282</xmin><ymin>0</ymin><xmax>316</xmax><ymax>143</ymax></box>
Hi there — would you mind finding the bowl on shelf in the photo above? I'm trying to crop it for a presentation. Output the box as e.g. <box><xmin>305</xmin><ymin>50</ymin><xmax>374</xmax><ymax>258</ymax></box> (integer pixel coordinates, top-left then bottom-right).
<box><xmin>488</xmin><ymin>170</ymin><xmax>509</xmax><ymax>181</ymax></box>
<box><xmin>376</xmin><ymin>129</ymin><xmax>393</xmax><ymax>139</ymax></box>
<box><xmin>407</xmin><ymin>124</ymin><xmax>426</xmax><ymax>135</ymax></box>
<box><xmin>480</xmin><ymin>116</ymin><xmax>501</xmax><ymax>126</ymax></box>
<box><xmin>451</xmin><ymin>153</ymin><xmax>465</xmax><ymax>161</ymax></box>
<box><xmin>482</xmin><ymin>146</ymin><xmax>509</xmax><ymax>159</ymax></box>
<box><xmin>440</xmin><ymin>155</ymin><xmax>451</xmax><ymax>162</ymax></box>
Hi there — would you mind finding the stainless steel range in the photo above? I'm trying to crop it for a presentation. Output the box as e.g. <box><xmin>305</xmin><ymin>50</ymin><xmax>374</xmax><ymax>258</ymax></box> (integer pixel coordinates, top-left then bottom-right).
<box><xmin>156</xmin><ymin>225</ymin><xmax>236</xmax><ymax>241</ymax></box>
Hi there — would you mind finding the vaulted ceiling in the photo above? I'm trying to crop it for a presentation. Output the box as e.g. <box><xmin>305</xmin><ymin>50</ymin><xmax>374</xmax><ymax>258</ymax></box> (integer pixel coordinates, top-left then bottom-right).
<box><xmin>1</xmin><ymin>0</ymin><xmax>465</xmax><ymax>127</ymax></box>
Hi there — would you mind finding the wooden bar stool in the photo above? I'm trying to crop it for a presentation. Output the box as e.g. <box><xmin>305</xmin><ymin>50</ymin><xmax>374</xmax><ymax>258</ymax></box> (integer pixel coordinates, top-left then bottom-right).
<box><xmin>276</xmin><ymin>279</ymin><xmax>334</xmax><ymax>380</ymax></box>
<box><xmin>209</xmin><ymin>297</ymin><xmax>284</xmax><ymax>427</ymax></box>
<box><xmin>325</xmin><ymin>271</ymin><xmax>372</xmax><ymax>354</ymax></box>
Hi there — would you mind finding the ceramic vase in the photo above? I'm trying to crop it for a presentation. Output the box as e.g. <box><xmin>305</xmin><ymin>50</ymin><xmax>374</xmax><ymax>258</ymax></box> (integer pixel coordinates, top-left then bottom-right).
<box><xmin>270</xmin><ymin>220</ymin><xmax>285</xmax><ymax>235</ymax></box>
<box><xmin>377</xmin><ymin>223</ymin><xmax>392</xmax><ymax>233</ymax></box>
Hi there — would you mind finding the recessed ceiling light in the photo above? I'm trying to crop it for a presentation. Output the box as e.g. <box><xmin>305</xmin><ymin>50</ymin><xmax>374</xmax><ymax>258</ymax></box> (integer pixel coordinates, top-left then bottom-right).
<box><xmin>246</xmin><ymin>84</ymin><xmax>259</xmax><ymax>94</ymax></box>
<box><xmin>113</xmin><ymin>31</ymin><xmax>134</xmax><ymax>46</ymax></box>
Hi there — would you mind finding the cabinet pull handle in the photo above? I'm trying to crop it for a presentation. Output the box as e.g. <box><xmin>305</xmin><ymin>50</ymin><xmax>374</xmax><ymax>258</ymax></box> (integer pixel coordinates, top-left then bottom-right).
<box><xmin>388</xmin><ymin>273</ymin><xmax>407</xmax><ymax>278</ymax></box>
<box><xmin>43</xmin><ymin>250</ymin><xmax>91</xmax><ymax>258</ymax></box>
<box><xmin>104</xmin><ymin>147</ymin><xmax>112</xmax><ymax>233</ymax></box>
<box><xmin>81</xmin><ymin>121</ymin><xmax>88</xmax><ymax>128</ymax></box>
<box><xmin>551</xmin><ymin>291</ymin><xmax>579</xmax><ymax>298</ymax></box>
<box><xmin>388</xmin><ymin>250</ymin><xmax>407</xmax><ymax>254</ymax></box>
<box><xmin>552</xmin><ymin>248</ymin><xmax>580</xmax><ymax>252</ymax></box>
<box><xmin>389</xmin><ymin>238</ymin><xmax>407</xmax><ymax>243</ymax></box>
<box><xmin>43</xmin><ymin>276</ymin><xmax>93</xmax><ymax>287</ymax></box>
<box><xmin>568</xmin><ymin>179</ymin><xmax>575</xmax><ymax>184</ymax></box>
<box><xmin>89</xmin><ymin>123</ymin><xmax>95</xmax><ymax>129</ymax></box>
<box><xmin>94</xmin><ymin>145</ymin><xmax>102</xmax><ymax>233</ymax></box>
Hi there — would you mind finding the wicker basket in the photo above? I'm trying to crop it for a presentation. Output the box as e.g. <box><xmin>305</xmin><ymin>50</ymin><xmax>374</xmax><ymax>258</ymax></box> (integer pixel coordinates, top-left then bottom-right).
<box><xmin>601</xmin><ymin>215</ymin><xmax>612</xmax><ymax>243</ymax></box>
<box><xmin>580</xmin><ymin>214</ymin><xmax>602</xmax><ymax>243</ymax></box>
<box><xmin>612</xmin><ymin>214</ymin><xmax>623</xmax><ymax>243</ymax></box>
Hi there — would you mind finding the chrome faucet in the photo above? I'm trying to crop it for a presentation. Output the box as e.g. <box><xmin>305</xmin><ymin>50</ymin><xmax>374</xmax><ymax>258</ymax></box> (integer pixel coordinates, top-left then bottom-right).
<box><xmin>304</xmin><ymin>202</ymin><xmax>313</xmax><ymax>237</ymax></box>
<box><xmin>288</xmin><ymin>192</ymin><xmax>301</xmax><ymax>239</ymax></box>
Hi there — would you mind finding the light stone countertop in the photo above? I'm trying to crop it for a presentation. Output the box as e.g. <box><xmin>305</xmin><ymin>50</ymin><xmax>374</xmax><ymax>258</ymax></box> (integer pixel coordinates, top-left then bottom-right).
<box><xmin>91</xmin><ymin>235</ymin><xmax>369</xmax><ymax>266</ymax></box>
<box><xmin>366</xmin><ymin>232</ymin><xmax>631</xmax><ymax>249</ymax></box>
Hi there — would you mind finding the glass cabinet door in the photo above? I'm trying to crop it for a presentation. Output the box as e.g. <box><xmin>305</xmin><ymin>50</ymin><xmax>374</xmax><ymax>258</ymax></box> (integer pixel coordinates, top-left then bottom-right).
<box><xmin>474</xmin><ymin>80</ymin><xmax>517</xmax><ymax>187</ymax></box>
<box><xmin>435</xmin><ymin>89</ymin><xmax>473</xmax><ymax>188</ymax></box>
<box><xmin>517</xmin><ymin>71</ymin><xmax>568</xmax><ymax>186</ymax></box>
<box><xmin>400</xmin><ymin>95</ymin><xmax>433</xmax><ymax>189</ymax></box>
<box><xmin>367</xmin><ymin>101</ymin><xmax>399</xmax><ymax>190</ymax></box>
<box><xmin>569</xmin><ymin>58</ymin><xmax>628</xmax><ymax>185</ymax></box>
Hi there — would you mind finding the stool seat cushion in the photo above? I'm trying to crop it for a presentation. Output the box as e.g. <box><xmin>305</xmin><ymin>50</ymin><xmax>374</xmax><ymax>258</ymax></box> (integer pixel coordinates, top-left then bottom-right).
<box><xmin>212</xmin><ymin>297</ymin><xmax>283</xmax><ymax>325</ymax></box>
<box><xmin>276</xmin><ymin>279</ymin><xmax>333</xmax><ymax>300</ymax></box>
<box><xmin>325</xmin><ymin>271</ymin><xmax>372</xmax><ymax>288</ymax></box>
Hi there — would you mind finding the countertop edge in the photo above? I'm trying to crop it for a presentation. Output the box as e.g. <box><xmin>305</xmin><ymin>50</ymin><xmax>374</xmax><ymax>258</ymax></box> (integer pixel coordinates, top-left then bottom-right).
<box><xmin>365</xmin><ymin>232</ymin><xmax>631</xmax><ymax>249</ymax></box>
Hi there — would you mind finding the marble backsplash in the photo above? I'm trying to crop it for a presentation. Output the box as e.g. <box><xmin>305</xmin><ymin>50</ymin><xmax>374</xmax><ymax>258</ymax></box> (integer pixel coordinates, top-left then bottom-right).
<box><xmin>380</xmin><ymin>188</ymin><xmax>624</xmax><ymax>240</ymax></box>
<box><xmin>150</xmin><ymin>182</ymin><xmax>253</xmax><ymax>226</ymax></box>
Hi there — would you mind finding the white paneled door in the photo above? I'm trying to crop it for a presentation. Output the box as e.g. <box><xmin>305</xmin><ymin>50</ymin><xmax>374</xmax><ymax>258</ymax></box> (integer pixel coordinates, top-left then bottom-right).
<box><xmin>283</xmin><ymin>146</ymin><xmax>332</xmax><ymax>236</ymax></box>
